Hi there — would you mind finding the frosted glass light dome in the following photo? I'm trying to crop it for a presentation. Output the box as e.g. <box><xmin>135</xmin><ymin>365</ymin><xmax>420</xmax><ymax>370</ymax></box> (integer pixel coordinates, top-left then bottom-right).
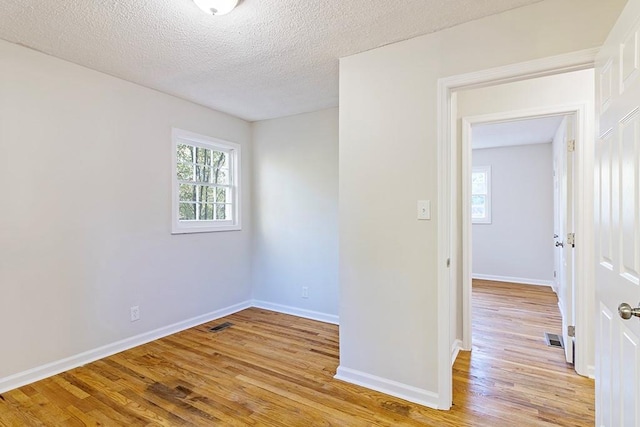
<box><xmin>193</xmin><ymin>0</ymin><xmax>239</xmax><ymax>15</ymax></box>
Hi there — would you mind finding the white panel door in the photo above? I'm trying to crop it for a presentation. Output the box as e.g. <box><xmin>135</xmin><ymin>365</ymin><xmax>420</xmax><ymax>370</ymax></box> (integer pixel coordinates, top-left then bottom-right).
<box><xmin>595</xmin><ymin>1</ymin><xmax>640</xmax><ymax>426</ymax></box>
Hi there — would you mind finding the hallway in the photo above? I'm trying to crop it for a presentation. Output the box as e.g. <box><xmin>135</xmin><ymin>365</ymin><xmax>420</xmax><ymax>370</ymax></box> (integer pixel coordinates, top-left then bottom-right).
<box><xmin>453</xmin><ymin>280</ymin><xmax>594</xmax><ymax>425</ymax></box>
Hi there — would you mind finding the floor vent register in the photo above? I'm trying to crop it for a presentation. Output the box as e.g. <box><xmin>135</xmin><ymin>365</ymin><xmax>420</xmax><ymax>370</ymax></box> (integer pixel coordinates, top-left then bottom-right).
<box><xmin>544</xmin><ymin>332</ymin><xmax>564</xmax><ymax>349</ymax></box>
<box><xmin>209</xmin><ymin>322</ymin><xmax>233</xmax><ymax>332</ymax></box>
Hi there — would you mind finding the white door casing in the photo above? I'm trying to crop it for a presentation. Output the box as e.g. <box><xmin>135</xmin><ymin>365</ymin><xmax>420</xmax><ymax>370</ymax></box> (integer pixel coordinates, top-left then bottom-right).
<box><xmin>595</xmin><ymin>1</ymin><xmax>640</xmax><ymax>425</ymax></box>
<box><xmin>554</xmin><ymin>124</ymin><xmax>563</xmax><ymax>295</ymax></box>
<box><xmin>559</xmin><ymin>115</ymin><xmax>576</xmax><ymax>365</ymax></box>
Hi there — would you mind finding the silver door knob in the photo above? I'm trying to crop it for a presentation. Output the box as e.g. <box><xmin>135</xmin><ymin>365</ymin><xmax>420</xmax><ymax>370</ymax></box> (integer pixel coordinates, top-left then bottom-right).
<box><xmin>555</xmin><ymin>241</ymin><xmax>564</xmax><ymax>247</ymax></box>
<box><xmin>618</xmin><ymin>303</ymin><xmax>640</xmax><ymax>320</ymax></box>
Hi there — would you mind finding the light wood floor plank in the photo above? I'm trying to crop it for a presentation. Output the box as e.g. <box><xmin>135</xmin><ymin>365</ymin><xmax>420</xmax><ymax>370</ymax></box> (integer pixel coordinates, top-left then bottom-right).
<box><xmin>0</xmin><ymin>280</ymin><xmax>593</xmax><ymax>425</ymax></box>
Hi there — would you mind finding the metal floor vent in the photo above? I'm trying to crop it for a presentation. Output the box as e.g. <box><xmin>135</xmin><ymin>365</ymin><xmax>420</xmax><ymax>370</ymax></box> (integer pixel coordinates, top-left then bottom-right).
<box><xmin>544</xmin><ymin>332</ymin><xmax>564</xmax><ymax>349</ymax></box>
<box><xmin>209</xmin><ymin>322</ymin><xmax>233</xmax><ymax>332</ymax></box>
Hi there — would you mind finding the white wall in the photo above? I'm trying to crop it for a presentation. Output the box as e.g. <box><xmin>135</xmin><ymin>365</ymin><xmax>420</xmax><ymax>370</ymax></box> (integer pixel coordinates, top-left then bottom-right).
<box><xmin>0</xmin><ymin>39</ymin><xmax>253</xmax><ymax>387</ymax></box>
<box><xmin>339</xmin><ymin>0</ymin><xmax>620</xmax><ymax>407</ymax></box>
<box><xmin>472</xmin><ymin>143</ymin><xmax>554</xmax><ymax>285</ymax></box>
<box><xmin>251</xmin><ymin>109</ymin><xmax>339</xmax><ymax>321</ymax></box>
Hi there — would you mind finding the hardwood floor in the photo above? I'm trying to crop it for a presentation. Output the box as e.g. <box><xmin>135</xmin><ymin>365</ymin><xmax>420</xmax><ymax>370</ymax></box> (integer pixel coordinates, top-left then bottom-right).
<box><xmin>454</xmin><ymin>280</ymin><xmax>594</xmax><ymax>426</ymax></box>
<box><xmin>0</xmin><ymin>281</ymin><xmax>594</xmax><ymax>426</ymax></box>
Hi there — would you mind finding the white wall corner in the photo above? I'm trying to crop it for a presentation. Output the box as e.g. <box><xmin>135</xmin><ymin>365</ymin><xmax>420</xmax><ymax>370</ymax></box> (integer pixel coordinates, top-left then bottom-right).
<box><xmin>587</xmin><ymin>365</ymin><xmax>595</xmax><ymax>379</ymax></box>
<box><xmin>334</xmin><ymin>366</ymin><xmax>440</xmax><ymax>409</ymax></box>
<box><xmin>451</xmin><ymin>339</ymin><xmax>463</xmax><ymax>366</ymax></box>
<box><xmin>0</xmin><ymin>300</ymin><xmax>253</xmax><ymax>394</ymax></box>
<box><xmin>251</xmin><ymin>300</ymin><xmax>339</xmax><ymax>325</ymax></box>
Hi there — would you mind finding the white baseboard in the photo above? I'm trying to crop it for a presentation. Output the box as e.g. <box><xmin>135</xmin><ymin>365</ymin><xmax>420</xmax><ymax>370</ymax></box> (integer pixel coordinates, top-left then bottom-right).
<box><xmin>0</xmin><ymin>299</ymin><xmax>339</xmax><ymax>394</ymax></box>
<box><xmin>557</xmin><ymin>301</ymin><xmax>565</xmax><ymax>319</ymax></box>
<box><xmin>334</xmin><ymin>366</ymin><xmax>440</xmax><ymax>409</ymax></box>
<box><xmin>0</xmin><ymin>300</ymin><xmax>252</xmax><ymax>394</ymax></box>
<box><xmin>251</xmin><ymin>300</ymin><xmax>339</xmax><ymax>325</ymax></box>
<box><xmin>451</xmin><ymin>339</ymin><xmax>463</xmax><ymax>366</ymax></box>
<box><xmin>472</xmin><ymin>274</ymin><xmax>553</xmax><ymax>287</ymax></box>
<box><xmin>587</xmin><ymin>365</ymin><xmax>595</xmax><ymax>379</ymax></box>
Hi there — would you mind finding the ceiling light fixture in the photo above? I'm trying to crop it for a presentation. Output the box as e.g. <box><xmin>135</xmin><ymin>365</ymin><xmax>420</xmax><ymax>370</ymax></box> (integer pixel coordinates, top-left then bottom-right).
<box><xmin>193</xmin><ymin>0</ymin><xmax>239</xmax><ymax>16</ymax></box>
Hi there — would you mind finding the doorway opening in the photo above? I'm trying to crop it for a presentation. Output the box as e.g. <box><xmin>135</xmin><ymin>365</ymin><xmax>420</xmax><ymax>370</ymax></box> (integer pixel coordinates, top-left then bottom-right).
<box><xmin>437</xmin><ymin>58</ymin><xmax>598</xmax><ymax>409</ymax></box>
<box><xmin>464</xmin><ymin>112</ymin><xmax>577</xmax><ymax>369</ymax></box>
<box><xmin>454</xmin><ymin>68</ymin><xmax>593</xmax><ymax>378</ymax></box>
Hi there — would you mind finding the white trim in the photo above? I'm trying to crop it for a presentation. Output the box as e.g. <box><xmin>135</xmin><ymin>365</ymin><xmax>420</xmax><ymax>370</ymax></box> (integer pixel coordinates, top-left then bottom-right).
<box><xmin>437</xmin><ymin>48</ymin><xmax>598</xmax><ymax>408</ymax></box>
<box><xmin>251</xmin><ymin>300</ymin><xmax>339</xmax><ymax>325</ymax></box>
<box><xmin>171</xmin><ymin>128</ymin><xmax>242</xmax><ymax>234</ymax></box>
<box><xmin>334</xmin><ymin>366</ymin><xmax>440</xmax><ymax>409</ymax></box>
<box><xmin>451</xmin><ymin>339</ymin><xmax>463</xmax><ymax>365</ymax></box>
<box><xmin>436</xmin><ymin>67</ymin><xmax>453</xmax><ymax>410</ymax></box>
<box><xmin>0</xmin><ymin>300</ymin><xmax>252</xmax><ymax>394</ymax></box>
<box><xmin>461</xmin><ymin>113</ymin><xmax>473</xmax><ymax>351</ymax></box>
<box><xmin>472</xmin><ymin>274</ymin><xmax>554</xmax><ymax>287</ymax></box>
<box><xmin>471</xmin><ymin>165</ymin><xmax>492</xmax><ymax>224</ymax></box>
<box><xmin>441</xmin><ymin>48</ymin><xmax>599</xmax><ymax>92</ymax></box>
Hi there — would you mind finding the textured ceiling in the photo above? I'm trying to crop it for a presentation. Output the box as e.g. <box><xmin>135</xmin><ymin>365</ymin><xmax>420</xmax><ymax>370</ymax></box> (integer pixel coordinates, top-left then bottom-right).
<box><xmin>472</xmin><ymin>115</ymin><xmax>566</xmax><ymax>150</ymax></box>
<box><xmin>1</xmin><ymin>0</ymin><xmax>544</xmax><ymax>121</ymax></box>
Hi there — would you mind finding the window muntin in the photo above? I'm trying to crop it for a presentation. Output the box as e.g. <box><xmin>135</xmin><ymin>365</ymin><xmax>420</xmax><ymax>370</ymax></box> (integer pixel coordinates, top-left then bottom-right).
<box><xmin>172</xmin><ymin>129</ymin><xmax>241</xmax><ymax>233</ymax></box>
<box><xmin>471</xmin><ymin>166</ymin><xmax>491</xmax><ymax>224</ymax></box>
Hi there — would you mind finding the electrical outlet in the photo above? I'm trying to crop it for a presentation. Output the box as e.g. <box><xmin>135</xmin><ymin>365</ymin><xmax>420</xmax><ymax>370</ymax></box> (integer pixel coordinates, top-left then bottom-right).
<box><xmin>301</xmin><ymin>286</ymin><xmax>309</xmax><ymax>299</ymax></box>
<box><xmin>130</xmin><ymin>305</ymin><xmax>140</xmax><ymax>322</ymax></box>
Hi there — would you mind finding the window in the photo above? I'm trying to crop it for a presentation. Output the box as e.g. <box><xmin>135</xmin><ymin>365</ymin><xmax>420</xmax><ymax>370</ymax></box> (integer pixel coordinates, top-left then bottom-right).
<box><xmin>471</xmin><ymin>166</ymin><xmax>491</xmax><ymax>224</ymax></box>
<box><xmin>172</xmin><ymin>128</ymin><xmax>241</xmax><ymax>233</ymax></box>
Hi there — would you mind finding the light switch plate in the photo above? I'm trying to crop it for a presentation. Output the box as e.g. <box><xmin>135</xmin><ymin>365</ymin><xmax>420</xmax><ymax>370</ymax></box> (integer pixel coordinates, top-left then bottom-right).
<box><xmin>417</xmin><ymin>200</ymin><xmax>430</xmax><ymax>220</ymax></box>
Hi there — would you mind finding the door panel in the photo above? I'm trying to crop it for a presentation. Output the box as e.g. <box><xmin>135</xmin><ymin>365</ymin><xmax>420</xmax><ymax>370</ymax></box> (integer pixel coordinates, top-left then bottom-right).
<box><xmin>620</xmin><ymin>112</ymin><xmax>640</xmax><ymax>283</ymax></box>
<box><xmin>598</xmin><ymin>130</ymin><xmax>614</xmax><ymax>269</ymax></box>
<box><xmin>596</xmin><ymin>1</ymin><xmax>640</xmax><ymax>425</ymax></box>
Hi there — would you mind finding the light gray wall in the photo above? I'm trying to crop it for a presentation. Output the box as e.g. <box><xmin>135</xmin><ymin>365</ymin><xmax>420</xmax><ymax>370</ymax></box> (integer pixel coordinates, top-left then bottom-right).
<box><xmin>472</xmin><ymin>144</ymin><xmax>554</xmax><ymax>284</ymax></box>
<box><xmin>251</xmin><ymin>109</ymin><xmax>339</xmax><ymax>318</ymax></box>
<box><xmin>0</xmin><ymin>39</ymin><xmax>252</xmax><ymax>381</ymax></box>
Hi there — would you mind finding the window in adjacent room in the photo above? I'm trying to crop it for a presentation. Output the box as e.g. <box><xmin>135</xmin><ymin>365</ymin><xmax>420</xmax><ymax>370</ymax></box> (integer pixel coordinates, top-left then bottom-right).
<box><xmin>172</xmin><ymin>128</ymin><xmax>241</xmax><ymax>233</ymax></box>
<box><xmin>471</xmin><ymin>166</ymin><xmax>491</xmax><ymax>224</ymax></box>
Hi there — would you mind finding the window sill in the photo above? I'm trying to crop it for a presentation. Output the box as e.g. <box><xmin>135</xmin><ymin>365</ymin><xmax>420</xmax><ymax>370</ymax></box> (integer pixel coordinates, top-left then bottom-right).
<box><xmin>171</xmin><ymin>223</ymin><xmax>242</xmax><ymax>234</ymax></box>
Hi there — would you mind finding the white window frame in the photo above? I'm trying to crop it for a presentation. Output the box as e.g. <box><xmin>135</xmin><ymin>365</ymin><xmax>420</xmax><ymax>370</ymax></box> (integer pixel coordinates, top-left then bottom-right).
<box><xmin>171</xmin><ymin>128</ymin><xmax>241</xmax><ymax>234</ymax></box>
<box><xmin>471</xmin><ymin>165</ymin><xmax>492</xmax><ymax>224</ymax></box>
